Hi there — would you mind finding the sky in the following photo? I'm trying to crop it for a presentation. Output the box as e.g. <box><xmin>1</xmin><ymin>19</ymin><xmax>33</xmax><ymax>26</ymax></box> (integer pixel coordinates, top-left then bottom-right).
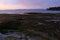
<box><xmin>0</xmin><ymin>0</ymin><xmax>60</xmax><ymax>10</ymax></box>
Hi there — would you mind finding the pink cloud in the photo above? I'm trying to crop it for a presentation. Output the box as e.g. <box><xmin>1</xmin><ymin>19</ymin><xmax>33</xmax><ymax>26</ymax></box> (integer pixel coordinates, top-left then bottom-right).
<box><xmin>12</xmin><ymin>0</ymin><xmax>45</xmax><ymax>9</ymax></box>
<box><xmin>0</xmin><ymin>0</ymin><xmax>48</xmax><ymax>9</ymax></box>
<box><xmin>0</xmin><ymin>2</ymin><xmax>28</xmax><ymax>10</ymax></box>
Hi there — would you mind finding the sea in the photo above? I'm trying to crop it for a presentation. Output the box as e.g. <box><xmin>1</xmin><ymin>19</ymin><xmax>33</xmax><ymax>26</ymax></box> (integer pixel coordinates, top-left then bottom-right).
<box><xmin>0</xmin><ymin>9</ymin><xmax>60</xmax><ymax>14</ymax></box>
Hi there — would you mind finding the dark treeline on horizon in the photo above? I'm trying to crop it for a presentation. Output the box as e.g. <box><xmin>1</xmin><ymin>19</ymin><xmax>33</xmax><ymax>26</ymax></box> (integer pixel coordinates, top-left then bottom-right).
<box><xmin>47</xmin><ymin>7</ymin><xmax>60</xmax><ymax>10</ymax></box>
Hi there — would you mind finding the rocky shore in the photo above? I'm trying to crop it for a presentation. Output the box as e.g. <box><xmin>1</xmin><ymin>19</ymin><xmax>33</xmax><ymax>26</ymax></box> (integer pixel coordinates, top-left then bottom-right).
<box><xmin>0</xmin><ymin>13</ymin><xmax>60</xmax><ymax>40</ymax></box>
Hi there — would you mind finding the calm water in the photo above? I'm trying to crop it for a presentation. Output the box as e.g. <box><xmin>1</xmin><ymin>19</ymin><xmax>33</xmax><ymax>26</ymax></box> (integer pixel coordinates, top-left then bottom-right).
<box><xmin>0</xmin><ymin>9</ymin><xmax>60</xmax><ymax>14</ymax></box>
<box><xmin>0</xmin><ymin>32</ymin><xmax>39</xmax><ymax>40</ymax></box>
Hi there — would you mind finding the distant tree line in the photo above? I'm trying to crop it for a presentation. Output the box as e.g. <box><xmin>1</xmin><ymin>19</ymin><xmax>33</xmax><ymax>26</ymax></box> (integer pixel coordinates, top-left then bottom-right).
<box><xmin>47</xmin><ymin>7</ymin><xmax>60</xmax><ymax>10</ymax></box>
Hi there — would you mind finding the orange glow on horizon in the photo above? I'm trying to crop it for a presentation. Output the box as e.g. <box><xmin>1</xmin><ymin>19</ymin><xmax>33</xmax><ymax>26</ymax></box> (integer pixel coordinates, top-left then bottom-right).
<box><xmin>0</xmin><ymin>2</ymin><xmax>28</xmax><ymax>10</ymax></box>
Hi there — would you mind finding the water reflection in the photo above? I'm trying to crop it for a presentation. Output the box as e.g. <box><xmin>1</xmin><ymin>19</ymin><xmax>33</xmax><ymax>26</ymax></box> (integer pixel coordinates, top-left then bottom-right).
<box><xmin>0</xmin><ymin>31</ymin><xmax>40</xmax><ymax>40</ymax></box>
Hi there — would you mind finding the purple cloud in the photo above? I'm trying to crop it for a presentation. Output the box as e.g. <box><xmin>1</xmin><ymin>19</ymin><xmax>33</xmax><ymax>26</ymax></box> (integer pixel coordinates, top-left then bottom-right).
<box><xmin>0</xmin><ymin>0</ymin><xmax>60</xmax><ymax>10</ymax></box>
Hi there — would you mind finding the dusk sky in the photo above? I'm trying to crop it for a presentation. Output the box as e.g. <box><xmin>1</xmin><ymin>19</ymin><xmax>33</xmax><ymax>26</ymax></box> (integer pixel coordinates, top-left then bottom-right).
<box><xmin>0</xmin><ymin>0</ymin><xmax>60</xmax><ymax>10</ymax></box>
